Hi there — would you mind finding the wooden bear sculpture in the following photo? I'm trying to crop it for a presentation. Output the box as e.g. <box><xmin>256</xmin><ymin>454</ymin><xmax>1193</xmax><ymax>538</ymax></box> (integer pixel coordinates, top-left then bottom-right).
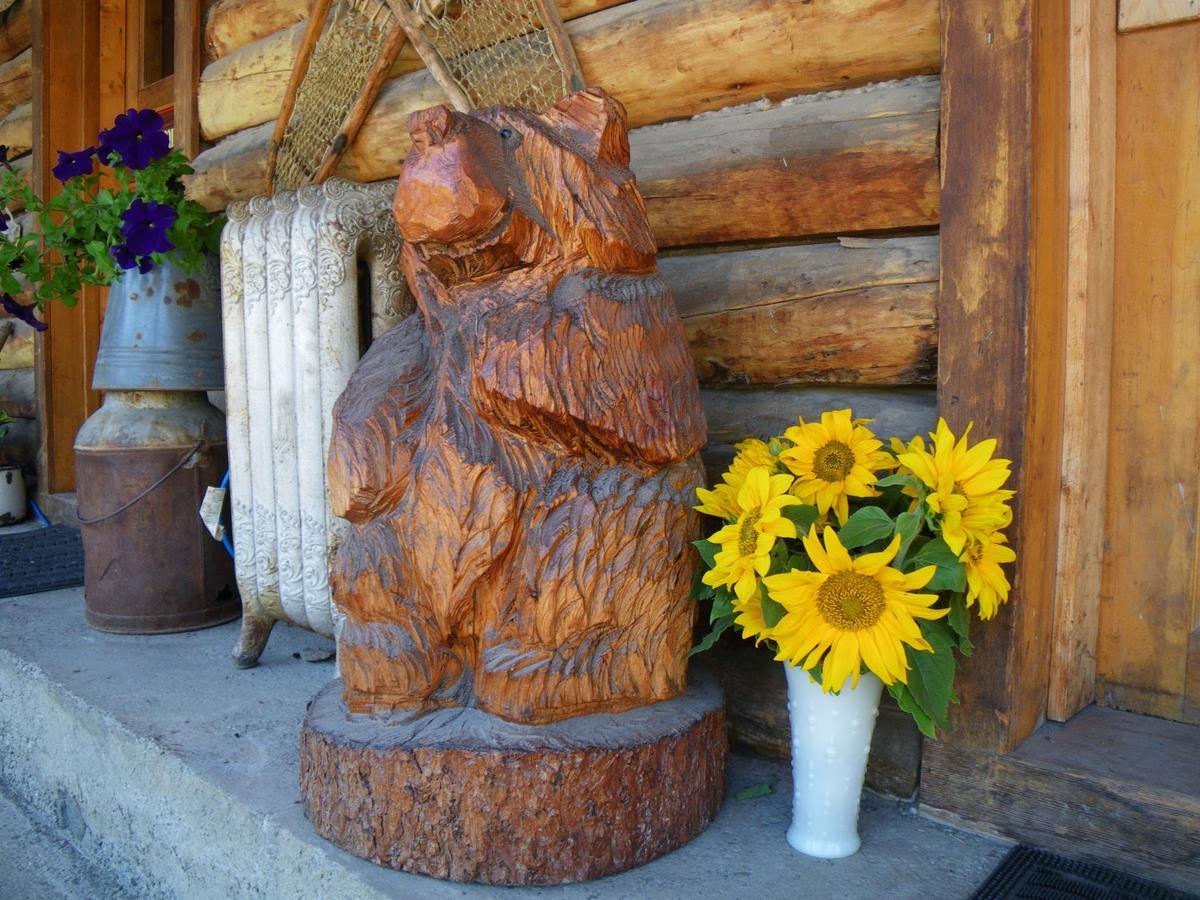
<box><xmin>327</xmin><ymin>87</ymin><xmax>707</xmax><ymax>725</ymax></box>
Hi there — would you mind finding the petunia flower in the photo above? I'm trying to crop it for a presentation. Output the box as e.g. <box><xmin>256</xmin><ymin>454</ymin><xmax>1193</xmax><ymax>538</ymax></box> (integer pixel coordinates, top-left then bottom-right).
<box><xmin>110</xmin><ymin>244</ymin><xmax>154</xmax><ymax>273</ymax></box>
<box><xmin>51</xmin><ymin>147</ymin><xmax>97</xmax><ymax>182</ymax></box>
<box><xmin>99</xmin><ymin>108</ymin><xmax>170</xmax><ymax>170</ymax></box>
<box><xmin>120</xmin><ymin>199</ymin><xmax>176</xmax><ymax>257</ymax></box>
<box><xmin>1</xmin><ymin>293</ymin><xmax>47</xmax><ymax>332</ymax></box>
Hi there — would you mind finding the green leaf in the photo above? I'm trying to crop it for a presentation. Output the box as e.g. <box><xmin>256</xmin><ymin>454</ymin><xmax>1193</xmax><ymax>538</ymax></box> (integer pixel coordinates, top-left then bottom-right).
<box><xmin>688</xmin><ymin>615</ymin><xmax>732</xmax><ymax>657</ymax></box>
<box><xmin>947</xmin><ymin>593</ymin><xmax>974</xmax><ymax>657</ymax></box>
<box><xmin>904</xmin><ymin>621</ymin><xmax>958</xmax><ymax>728</ymax></box>
<box><xmin>873</xmin><ymin>473</ymin><xmax>920</xmax><ymax>489</ymax></box>
<box><xmin>693</xmin><ymin>538</ymin><xmax>720</xmax><ymax>568</ymax></box>
<box><xmin>888</xmin><ymin>681</ymin><xmax>939</xmax><ymax>738</ymax></box>
<box><xmin>734</xmin><ymin>783</ymin><xmax>774</xmax><ymax>801</ymax></box>
<box><xmin>781</xmin><ymin>503</ymin><xmax>820</xmax><ymax>534</ymax></box>
<box><xmin>892</xmin><ymin>510</ymin><xmax>923</xmax><ymax>568</ymax></box>
<box><xmin>760</xmin><ymin>582</ymin><xmax>787</xmax><ymax>628</ymax></box>
<box><xmin>709</xmin><ymin>589</ymin><xmax>734</xmax><ymax>624</ymax></box>
<box><xmin>907</xmin><ymin>537</ymin><xmax>960</xmax><ymax>569</ymax></box>
<box><xmin>836</xmin><ymin>506</ymin><xmax>895</xmax><ymax>549</ymax></box>
<box><xmin>787</xmin><ymin>552</ymin><xmax>815</xmax><ymax>573</ymax></box>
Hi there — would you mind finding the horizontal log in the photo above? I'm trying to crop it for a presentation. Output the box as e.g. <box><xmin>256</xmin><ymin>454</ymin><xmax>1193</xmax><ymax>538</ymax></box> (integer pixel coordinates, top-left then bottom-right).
<box><xmin>0</xmin><ymin>367</ymin><xmax>34</xmax><ymax>417</ymax></box>
<box><xmin>662</xmin><ymin>235</ymin><xmax>938</xmax><ymax>386</ymax></box>
<box><xmin>635</xmin><ymin>77</ymin><xmax>939</xmax><ymax>247</ymax></box>
<box><xmin>0</xmin><ymin>46</ymin><xmax>29</xmax><ymax>122</ymax></box>
<box><xmin>204</xmin><ymin>0</ymin><xmax>627</xmax><ymax>62</ymax></box>
<box><xmin>701</xmin><ymin>384</ymin><xmax>936</xmax><ymax>451</ymax></box>
<box><xmin>198</xmin><ymin>0</ymin><xmax>939</xmax><ymax>142</ymax></box>
<box><xmin>189</xmin><ymin>74</ymin><xmax>940</xmax><ymax>239</ymax></box>
<box><xmin>0</xmin><ymin>0</ymin><xmax>30</xmax><ymax>65</ymax></box>
<box><xmin>204</xmin><ymin>0</ymin><xmax>311</xmax><ymax>62</ymax></box>
<box><xmin>0</xmin><ymin>317</ymin><xmax>33</xmax><ymax>370</ymax></box>
<box><xmin>199</xmin><ymin>0</ymin><xmax>631</xmax><ymax>139</ymax></box>
<box><xmin>0</xmin><ymin>99</ymin><xmax>31</xmax><ymax>157</ymax></box>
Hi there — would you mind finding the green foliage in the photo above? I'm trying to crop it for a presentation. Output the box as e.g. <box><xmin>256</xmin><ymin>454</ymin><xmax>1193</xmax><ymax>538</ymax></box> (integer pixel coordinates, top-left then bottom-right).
<box><xmin>836</xmin><ymin>506</ymin><xmax>895</xmax><ymax>549</ymax></box>
<box><xmin>0</xmin><ymin>139</ymin><xmax>223</xmax><ymax>314</ymax></box>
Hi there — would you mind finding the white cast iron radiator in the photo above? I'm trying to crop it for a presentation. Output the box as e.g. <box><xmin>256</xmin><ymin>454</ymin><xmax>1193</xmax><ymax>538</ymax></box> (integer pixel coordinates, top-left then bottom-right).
<box><xmin>219</xmin><ymin>179</ymin><xmax>411</xmax><ymax>666</ymax></box>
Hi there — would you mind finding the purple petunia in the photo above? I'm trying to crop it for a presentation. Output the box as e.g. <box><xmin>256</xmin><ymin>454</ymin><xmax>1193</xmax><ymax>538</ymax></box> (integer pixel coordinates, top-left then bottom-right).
<box><xmin>120</xmin><ymin>198</ymin><xmax>176</xmax><ymax>257</ymax></box>
<box><xmin>98</xmin><ymin>108</ymin><xmax>170</xmax><ymax>171</ymax></box>
<box><xmin>1</xmin><ymin>293</ymin><xmax>47</xmax><ymax>332</ymax></box>
<box><xmin>110</xmin><ymin>244</ymin><xmax>154</xmax><ymax>274</ymax></box>
<box><xmin>0</xmin><ymin>210</ymin><xmax>8</xmax><ymax>233</ymax></box>
<box><xmin>51</xmin><ymin>147</ymin><xmax>97</xmax><ymax>183</ymax></box>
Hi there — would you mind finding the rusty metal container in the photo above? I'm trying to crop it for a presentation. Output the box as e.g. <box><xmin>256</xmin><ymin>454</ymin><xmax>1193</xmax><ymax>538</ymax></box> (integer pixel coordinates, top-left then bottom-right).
<box><xmin>75</xmin><ymin>390</ymin><xmax>238</xmax><ymax>633</ymax></box>
<box><xmin>91</xmin><ymin>256</ymin><xmax>224</xmax><ymax>392</ymax></box>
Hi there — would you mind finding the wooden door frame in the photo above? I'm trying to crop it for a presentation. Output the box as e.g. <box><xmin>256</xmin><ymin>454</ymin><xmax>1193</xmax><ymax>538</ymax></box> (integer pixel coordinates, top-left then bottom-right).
<box><xmin>32</xmin><ymin>0</ymin><xmax>204</xmax><ymax>497</ymax></box>
<box><xmin>932</xmin><ymin>0</ymin><xmax>1117</xmax><ymax>756</ymax></box>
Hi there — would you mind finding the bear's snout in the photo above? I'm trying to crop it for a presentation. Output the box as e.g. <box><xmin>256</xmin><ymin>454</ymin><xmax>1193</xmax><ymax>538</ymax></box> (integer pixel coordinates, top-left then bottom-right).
<box><xmin>394</xmin><ymin>109</ymin><xmax>510</xmax><ymax>246</ymax></box>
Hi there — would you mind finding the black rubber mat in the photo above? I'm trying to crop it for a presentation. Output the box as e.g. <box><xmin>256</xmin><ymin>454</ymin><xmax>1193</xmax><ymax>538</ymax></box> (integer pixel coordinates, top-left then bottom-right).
<box><xmin>973</xmin><ymin>845</ymin><xmax>1198</xmax><ymax>900</ymax></box>
<box><xmin>0</xmin><ymin>525</ymin><xmax>85</xmax><ymax>599</ymax></box>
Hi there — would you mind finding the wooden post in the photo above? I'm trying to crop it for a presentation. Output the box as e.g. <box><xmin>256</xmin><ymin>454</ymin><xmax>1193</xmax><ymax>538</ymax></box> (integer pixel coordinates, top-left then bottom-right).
<box><xmin>32</xmin><ymin>0</ymin><xmax>104</xmax><ymax>494</ymax></box>
<box><xmin>935</xmin><ymin>0</ymin><xmax>1060</xmax><ymax>753</ymax></box>
<box><xmin>174</xmin><ymin>0</ymin><xmax>204</xmax><ymax>159</ymax></box>
<box><xmin>1045</xmin><ymin>0</ymin><xmax>1116</xmax><ymax>722</ymax></box>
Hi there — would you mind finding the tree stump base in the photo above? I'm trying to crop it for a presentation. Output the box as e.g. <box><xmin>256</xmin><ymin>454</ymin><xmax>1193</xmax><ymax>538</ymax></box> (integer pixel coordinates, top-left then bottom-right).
<box><xmin>299</xmin><ymin>674</ymin><xmax>726</xmax><ymax>885</ymax></box>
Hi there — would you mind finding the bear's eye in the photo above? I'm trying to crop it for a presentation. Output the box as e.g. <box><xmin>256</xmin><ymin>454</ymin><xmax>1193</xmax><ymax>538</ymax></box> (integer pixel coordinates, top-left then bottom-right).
<box><xmin>499</xmin><ymin>127</ymin><xmax>513</xmax><ymax>140</ymax></box>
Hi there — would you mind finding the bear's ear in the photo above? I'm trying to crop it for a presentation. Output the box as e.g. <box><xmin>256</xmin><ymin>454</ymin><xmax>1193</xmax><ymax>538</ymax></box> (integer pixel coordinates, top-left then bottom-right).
<box><xmin>544</xmin><ymin>88</ymin><xmax>630</xmax><ymax>167</ymax></box>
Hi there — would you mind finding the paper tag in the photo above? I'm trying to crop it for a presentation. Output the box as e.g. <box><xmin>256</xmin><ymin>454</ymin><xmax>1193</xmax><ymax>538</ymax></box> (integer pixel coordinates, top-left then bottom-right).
<box><xmin>199</xmin><ymin>485</ymin><xmax>226</xmax><ymax>541</ymax></box>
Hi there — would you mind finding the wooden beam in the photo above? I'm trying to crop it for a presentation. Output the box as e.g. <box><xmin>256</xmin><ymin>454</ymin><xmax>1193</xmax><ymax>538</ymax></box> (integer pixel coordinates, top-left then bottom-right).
<box><xmin>922</xmin><ymin>705</ymin><xmax>1200</xmax><ymax>894</ymax></box>
<box><xmin>662</xmin><ymin>236</ymin><xmax>938</xmax><ymax>386</ymax></box>
<box><xmin>197</xmin><ymin>0</ymin><xmax>939</xmax><ymax>143</ymax></box>
<box><xmin>1046</xmin><ymin>0</ymin><xmax>1116</xmax><ymax>722</ymax></box>
<box><xmin>633</xmin><ymin>78</ymin><xmax>939</xmax><ymax>248</ymax></box>
<box><xmin>174</xmin><ymin>0</ymin><xmax>205</xmax><ymax>159</ymax></box>
<box><xmin>0</xmin><ymin>47</ymin><xmax>30</xmax><ymax>122</ymax></box>
<box><xmin>32</xmin><ymin>0</ymin><xmax>104</xmax><ymax>493</ymax></box>
<box><xmin>1119</xmin><ymin>0</ymin><xmax>1200</xmax><ymax>31</ymax></box>
<box><xmin>0</xmin><ymin>0</ymin><xmax>31</xmax><ymax>64</ymax></box>
<box><xmin>935</xmin><ymin>0</ymin><xmax>1057</xmax><ymax>753</ymax></box>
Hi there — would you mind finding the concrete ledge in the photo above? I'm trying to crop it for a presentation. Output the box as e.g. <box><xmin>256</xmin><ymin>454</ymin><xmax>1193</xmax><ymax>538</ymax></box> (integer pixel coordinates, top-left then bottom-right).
<box><xmin>0</xmin><ymin>587</ymin><xmax>1008</xmax><ymax>898</ymax></box>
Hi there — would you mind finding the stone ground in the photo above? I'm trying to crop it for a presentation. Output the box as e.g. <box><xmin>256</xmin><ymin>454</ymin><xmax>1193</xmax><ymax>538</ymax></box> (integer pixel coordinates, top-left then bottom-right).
<box><xmin>0</xmin><ymin>522</ymin><xmax>1011</xmax><ymax>899</ymax></box>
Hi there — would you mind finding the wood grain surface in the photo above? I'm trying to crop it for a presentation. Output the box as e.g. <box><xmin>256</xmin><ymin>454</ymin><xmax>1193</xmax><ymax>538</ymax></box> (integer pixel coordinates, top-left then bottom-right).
<box><xmin>327</xmin><ymin>89</ymin><xmax>707</xmax><ymax>725</ymax></box>
<box><xmin>299</xmin><ymin>675</ymin><xmax>726</xmax><ymax>883</ymax></box>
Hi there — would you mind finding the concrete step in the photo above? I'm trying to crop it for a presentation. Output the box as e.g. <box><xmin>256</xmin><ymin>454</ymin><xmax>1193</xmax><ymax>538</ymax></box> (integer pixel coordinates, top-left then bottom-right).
<box><xmin>0</xmin><ymin>789</ymin><xmax>129</xmax><ymax>899</ymax></box>
<box><xmin>0</xmin><ymin>586</ymin><xmax>1009</xmax><ymax>899</ymax></box>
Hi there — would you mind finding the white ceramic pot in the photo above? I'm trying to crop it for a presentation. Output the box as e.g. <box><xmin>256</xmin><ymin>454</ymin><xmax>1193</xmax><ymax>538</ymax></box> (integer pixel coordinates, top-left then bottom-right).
<box><xmin>0</xmin><ymin>464</ymin><xmax>27</xmax><ymax>524</ymax></box>
<box><xmin>784</xmin><ymin>664</ymin><xmax>884</xmax><ymax>858</ymax></box>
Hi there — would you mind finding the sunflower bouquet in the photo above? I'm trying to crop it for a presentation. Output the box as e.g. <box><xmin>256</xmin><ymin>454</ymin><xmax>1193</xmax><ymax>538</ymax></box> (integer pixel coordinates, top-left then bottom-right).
<box><xmin>691</xmin><ymin>409</ymin><xmax>1015</xmax><ymax>737</ymax></box>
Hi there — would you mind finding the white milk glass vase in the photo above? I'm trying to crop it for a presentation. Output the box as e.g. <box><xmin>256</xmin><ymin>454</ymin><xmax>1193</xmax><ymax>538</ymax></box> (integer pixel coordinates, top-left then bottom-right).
<box><xmin>784</xmin><ymin>664</ymin><xmax>884</xmax><ymax>858</ymax></box>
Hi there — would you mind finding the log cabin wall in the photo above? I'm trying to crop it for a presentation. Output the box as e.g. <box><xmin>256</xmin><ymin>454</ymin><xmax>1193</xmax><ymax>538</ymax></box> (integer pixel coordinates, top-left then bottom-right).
<box><xmin>188</xmin><ymin>0</ymin><xmax>942</xmax><ymax>797</ymax></box>
<box><xmin>0</xmin><ymin>0</ymin><xmax>36</xmax><ymax>487</ymax></box>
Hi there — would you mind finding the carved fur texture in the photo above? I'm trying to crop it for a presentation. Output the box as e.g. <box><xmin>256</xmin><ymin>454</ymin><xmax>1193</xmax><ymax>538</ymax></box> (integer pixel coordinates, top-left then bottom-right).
<box><xmin>327</xmin><ymin>88</ymin><xmax>707</xmax><ymax>724</ymax></box>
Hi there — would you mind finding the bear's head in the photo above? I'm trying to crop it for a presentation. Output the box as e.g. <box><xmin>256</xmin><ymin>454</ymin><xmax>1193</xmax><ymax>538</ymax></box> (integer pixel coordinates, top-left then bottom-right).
<box><xmin>392</xmin><ymin>88</ymin><xmax>658</xmax><ymax>282</ymax></box>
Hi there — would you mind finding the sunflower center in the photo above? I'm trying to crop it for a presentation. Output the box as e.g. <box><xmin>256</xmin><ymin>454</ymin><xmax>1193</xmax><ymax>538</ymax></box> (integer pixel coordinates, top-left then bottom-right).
<box><xmin>738</xmin><ymin>512</ymin><xmax>763</xmax><ymax>556</ymax></box>
<box><xmin>817</xmin><ymin>572</ymin><xmax>886</xmax><ymax>630</ymax></box>
<box><xmin>813</xmin><ymin>440</ymin><xmax>855</xmax><ymax>482</ymax></box>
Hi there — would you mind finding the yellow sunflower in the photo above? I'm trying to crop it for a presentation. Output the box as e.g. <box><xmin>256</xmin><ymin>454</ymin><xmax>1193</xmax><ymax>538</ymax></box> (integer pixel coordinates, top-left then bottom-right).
<box><xmin>695</xmin><ymin>438</ymin><xmax>781</xmax><ymax>521</ymax></box>
<box><xmin>731</xmin><ymin>590</ymin><xmax>773</xmax><ymax>645</ymax></box>
<box><xmin>702</xmin><ymin>467</ymin><xmax>800</xmax><ymax>602</ymax></box>
<box><xmin>778</xmin><ymin>409</ymin><xmax>894</xmax><ymax>525</ymax></box>
<box><xmin>962</xmin><ymin>531</ymin><xmax>1016</xmax><ymax>620</ymax></box>
<box><xmin>763</xmin><ymin>526</ymin><xmax>946</xmax><ymax>692</ymax></box>
<box><xmin>897</xmin><ymin>419</ymin><xmax>1013</xmax><ymax>554</ymax></box>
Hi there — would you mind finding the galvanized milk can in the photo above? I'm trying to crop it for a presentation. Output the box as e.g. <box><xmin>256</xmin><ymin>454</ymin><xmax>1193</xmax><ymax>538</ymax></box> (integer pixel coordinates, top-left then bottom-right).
<box><xmin>75</xmin><ymin>257</ymin><xmax>238</xmax><ymax>633</ymax></box>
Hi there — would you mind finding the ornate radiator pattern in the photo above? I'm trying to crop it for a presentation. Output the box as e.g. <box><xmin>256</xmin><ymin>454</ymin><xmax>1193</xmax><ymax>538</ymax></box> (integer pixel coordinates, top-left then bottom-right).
<box><xmin>219</xmin><ymin>178</ymin><xmax>410</xmax><ymax>666</ymax></box>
